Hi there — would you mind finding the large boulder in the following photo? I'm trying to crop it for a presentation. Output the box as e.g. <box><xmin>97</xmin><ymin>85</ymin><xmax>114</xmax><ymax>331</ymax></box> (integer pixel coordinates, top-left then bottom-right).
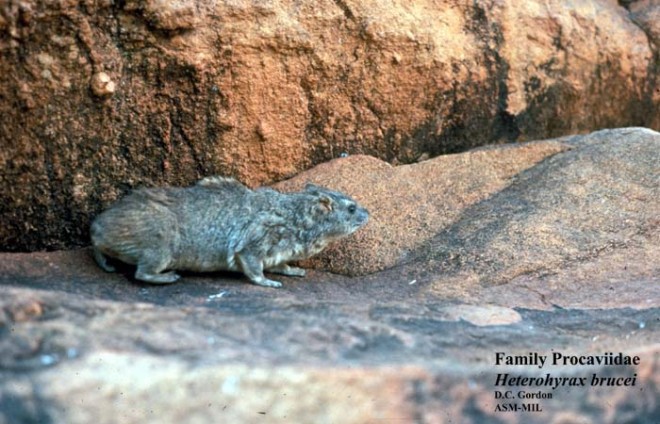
<box><xmin>0</xmin><ymin>0</ymin><xmax>657</xmax><ymax>251</ymax></box>
<box><xmin>276</xmin><ymin>139</ymin><xmax>571</xmax><ymax>275</ymax></box>
<box><xmin>278</xmin><ymin>128</ymin><xmax>660</xmax><ymax>297</ymax></box>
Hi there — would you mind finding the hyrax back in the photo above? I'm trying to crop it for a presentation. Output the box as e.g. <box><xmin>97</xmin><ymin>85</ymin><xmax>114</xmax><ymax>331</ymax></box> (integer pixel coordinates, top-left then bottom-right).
<box><xmin>91</xmin><ymin>177</ymin><xmax>369</xmax><ymax>287</ymax></box>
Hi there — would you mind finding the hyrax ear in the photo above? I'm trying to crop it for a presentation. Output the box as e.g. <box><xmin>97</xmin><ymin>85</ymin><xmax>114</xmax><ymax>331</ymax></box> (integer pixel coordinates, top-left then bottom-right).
<box><xmin>305</xmin><ymin>183</ymin><xmax>321</xmax><ymax>193</ymax></box>
<box><xmin>318</xmin><ymin>194</ymin><xmax>333</xmax><ymax>213</ymax></box>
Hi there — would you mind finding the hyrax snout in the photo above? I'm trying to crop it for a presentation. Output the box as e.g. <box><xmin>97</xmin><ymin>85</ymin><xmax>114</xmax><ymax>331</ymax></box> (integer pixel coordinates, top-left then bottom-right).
<box><xmin>90</xmin><ymin>177</ymin><xmax>369</xmax><ymax>288</ymax></box>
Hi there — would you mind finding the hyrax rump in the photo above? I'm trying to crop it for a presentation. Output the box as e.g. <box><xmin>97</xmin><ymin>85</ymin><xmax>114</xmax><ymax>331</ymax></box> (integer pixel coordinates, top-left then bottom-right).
<box><xmin>90</xmin><ymin>177</ymin><xmax>369</xmax><ymax>288</ymax></box>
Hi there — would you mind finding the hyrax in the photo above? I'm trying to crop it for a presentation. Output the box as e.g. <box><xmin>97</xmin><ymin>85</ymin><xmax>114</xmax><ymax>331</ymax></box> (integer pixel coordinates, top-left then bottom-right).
<box><xmin>91</xmin><ymin>177</ymin><xmax>369</xmax><ymax>288</ymax></box>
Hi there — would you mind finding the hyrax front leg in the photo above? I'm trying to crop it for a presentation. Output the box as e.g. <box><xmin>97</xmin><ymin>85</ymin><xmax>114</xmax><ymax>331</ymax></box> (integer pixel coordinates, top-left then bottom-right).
<box><xmin>236</xmin><ymin>253</ymin><xmax>282</xmax><ymax>288</ymax></box>
<box><xmin>266</xmin><ymin>264</ymin><xmax>306</xmax><ymax>277</ymax></box>
<box><xmin>134</xmin><ymin>249</ymin><xmax>180</xmax><ymax>284</ymax></box>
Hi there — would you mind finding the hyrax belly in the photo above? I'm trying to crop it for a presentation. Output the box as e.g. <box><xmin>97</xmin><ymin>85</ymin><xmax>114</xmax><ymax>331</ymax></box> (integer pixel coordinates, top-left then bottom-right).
<box><xmin>170</xmin><ymin>244</ymin><xmax>238</xmax><ymax>273</ymax></box>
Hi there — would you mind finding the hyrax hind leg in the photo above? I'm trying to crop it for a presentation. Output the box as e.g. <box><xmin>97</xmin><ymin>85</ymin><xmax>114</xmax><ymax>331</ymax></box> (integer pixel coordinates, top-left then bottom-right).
<box><xmin>93</xmin><ymin>248</ymin><xmax>116</xmax><ymax>273</ymax></box>
<box><xmin>134</xmin><ymin>249</ymin><xmax>180</xmax><ymax>284</ymax></box>
<box><xmin>236</xmin><ymin>253</ymin><xmax>282</xmax><ymax>288</ymax></box>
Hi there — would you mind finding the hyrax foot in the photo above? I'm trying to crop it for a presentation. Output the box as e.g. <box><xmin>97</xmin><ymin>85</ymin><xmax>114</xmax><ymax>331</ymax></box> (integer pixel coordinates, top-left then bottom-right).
<box><xmin>266</xmin><ymin>264</ymin><xmax>306</xmax><ymax>277</ymax></box>
<box><xmin>93</xmin><ymin>248</ymin><xmax>116</xmax><ymax>273</ymax></box>
<box><xmin>135</xmin><ymin>269</ymin><xmax>181</xmax><ymax>284</ymax></box>
<box><xmin>253</xmin><ymin>278</ymin><xmax>283</xmax><ymax>288</ymax></box>
<box><xmin>134</xmin><ymin>250</ymin><xmax>177</xmax><ymax>284</ymax></box>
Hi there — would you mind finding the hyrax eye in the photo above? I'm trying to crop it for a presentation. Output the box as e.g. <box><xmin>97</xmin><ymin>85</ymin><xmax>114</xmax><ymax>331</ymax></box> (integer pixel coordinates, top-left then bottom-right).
<box><xmin>348</xmin><ymin>204</ymin><xmax>356</xmax><ymax>214</ymax></box>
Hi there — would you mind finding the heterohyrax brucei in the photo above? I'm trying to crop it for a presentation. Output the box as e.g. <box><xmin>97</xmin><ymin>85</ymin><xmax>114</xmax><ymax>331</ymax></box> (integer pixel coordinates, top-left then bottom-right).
<box><xmin>90</xmin><ymin>176</ymin><xmax>369</xmax><ymax>287</ymax></box>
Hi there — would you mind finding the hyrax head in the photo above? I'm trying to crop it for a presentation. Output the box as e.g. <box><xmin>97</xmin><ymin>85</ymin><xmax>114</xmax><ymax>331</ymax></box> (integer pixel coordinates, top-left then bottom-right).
<box><xmin>304</xmin><ymin>183</ymin><xmax>369</xmax><ymax>237</ymax></box>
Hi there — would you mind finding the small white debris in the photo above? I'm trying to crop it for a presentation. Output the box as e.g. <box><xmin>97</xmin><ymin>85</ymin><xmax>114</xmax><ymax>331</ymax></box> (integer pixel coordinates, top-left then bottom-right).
<box><xmin>91</xmin><ymin>71</ymin><xmax>115</xmax><ymax>97</ymax></box>
<box><xmin>639</xmin><ymin>322</ymin><xmax>646</xmax><ymax>329</ymax></box>
<box><xmin>40</xmin><ymin>354</ymin><xmax>58</xmax><ymax>366</ymax></box>
<box><xmin>408</xmin><ymin>279</ymin><xmax>417</xmax><ymax>285</ymax></box>
<box><xmin>206</xmin><ymin>291</ymin><xmax>227</xmax><ymax>301</ymax></box>
<box><xmin>592</xmin><ymin>335</ymin><xmax>599</xmax><ymax>342</ymax></box>
<box><xmin>339</xmin><ymin>152</ymin><xmax>349</xmax><ymax>158</ymax></box>
<box><xmin>221</xmin><ymin>375</ymin><xmax>240</xmax><ymax>395</ymax></box>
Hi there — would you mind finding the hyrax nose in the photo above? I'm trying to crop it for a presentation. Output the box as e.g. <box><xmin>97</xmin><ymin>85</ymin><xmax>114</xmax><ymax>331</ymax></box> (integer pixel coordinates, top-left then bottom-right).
<box><xmin>358</xmin><ymin>208</ymin><xmax>369</xmax><ymax>225</ymax></box>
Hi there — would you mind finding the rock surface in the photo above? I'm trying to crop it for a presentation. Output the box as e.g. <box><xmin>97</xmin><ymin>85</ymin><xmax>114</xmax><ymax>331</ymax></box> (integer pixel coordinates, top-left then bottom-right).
<box><xmin>278</xmin><ymin>128</ymin><xmax>659</xmax><ymax>292</ymax></box>
<box><xmin>1</xmin><ymin>128</ymin><xmax>659</xmax><ymax>423</ymax></box>
<box><xmin>1</xmin><ymin>0</ymin><xmax>658</xmax><ymax>251</ymax></box>
<box><xmin>276</xmin><ymin>140</ymin><xmax>571</xmax><ymax>275</ymax></box>
<box><xmin>0</xmin><ymin>252</ymin><xmax>658</xmax><ymax>423</ymax></box>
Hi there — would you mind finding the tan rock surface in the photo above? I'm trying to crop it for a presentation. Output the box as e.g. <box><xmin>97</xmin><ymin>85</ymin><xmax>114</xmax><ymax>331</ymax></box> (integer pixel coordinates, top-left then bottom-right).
<box><xmin>1</xmin><ymin>0</ymin><xmax>657</xmax><ymax>251</ymax></box>
<box><xmin>276</xmin><ymin>139</ymin><xmax>571</xmax><ymax>276</ymax></box>
<box><xmin>1</xmin><ymin>128</ymin><xmax>659</xmax><ymax>422</ymax></box>
<box><xmin>419</xmin><ymin>127</ymin><xmax>660</xmax><ymax>302</ymax></box>
<box><xmin>277</xmin><ymin>128</ymin><xmax>659</xmax><ymax>298</ymax></box>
